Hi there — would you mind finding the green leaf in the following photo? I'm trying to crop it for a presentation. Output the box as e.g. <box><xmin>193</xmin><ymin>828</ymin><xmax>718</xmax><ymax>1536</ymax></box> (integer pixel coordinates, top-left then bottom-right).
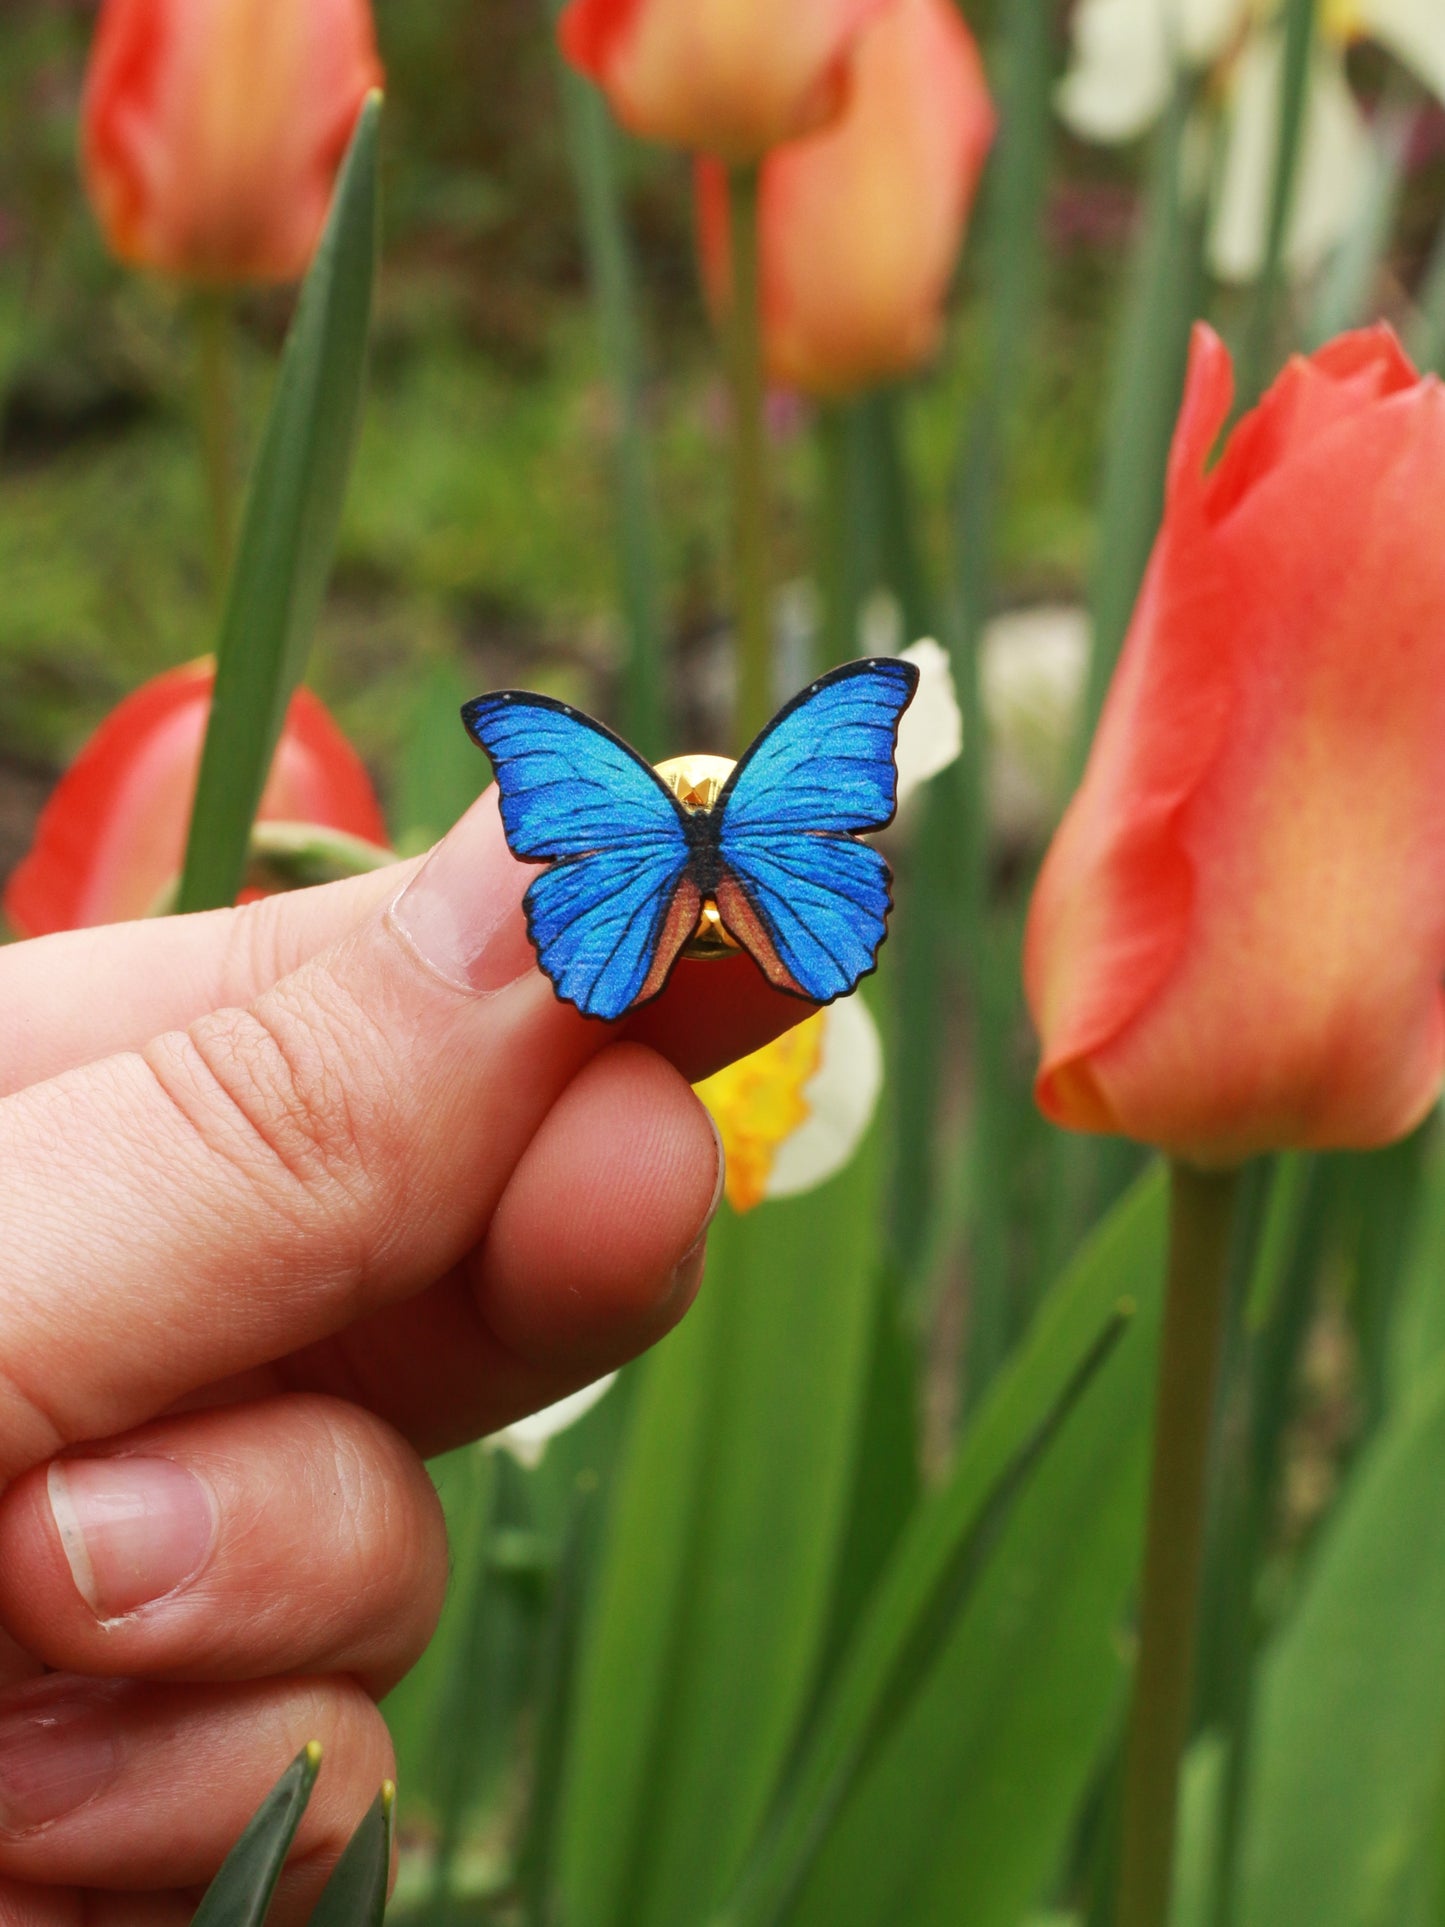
<box><xmin>309</xmin><ymin>1784</ymin><xmax>394</xmax><ymax>1927</ymax></box>
<box><xmin>178</xmin><ymin>92</ymin><xmax>382</xmax><ymax>913</ymax></box>
<box><xmin>557</xmin><ymin>1132</ymin><xmax>886</xmax><ymax>1927</ymax></box>
<box><xmin>1237</xmin><ymin>1346</ymin><xmax>1445</xmax><ymax>1926</ymax></box>
<box><xmin>1388</xmin><ymin>1127</ymin><xmax>1445</xmax><ymax>1410</ymax></box>
<box><xmin>1074</xmin><ymin>74</ymin><xmax>1206</xmax><ymax>763</ymax></box>
<box><xmin>723</xmin><ymin>1169</ymin><xmax>1165</xmax><ymax>1927</ymax></box>
<box><xmin>392</xmin><ymin>655</ymin><xmax>489</xmax><ymax>852</ymax></box>
<box><xmin>191</xmin><ymin>1744</ymin><xmax>322</xmax><ymax>1927</ymax></box>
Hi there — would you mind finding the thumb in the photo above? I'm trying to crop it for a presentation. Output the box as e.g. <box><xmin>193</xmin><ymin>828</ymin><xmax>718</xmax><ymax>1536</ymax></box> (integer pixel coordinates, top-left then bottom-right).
<box><xmin>0</xmin><ymin>790</ymin><xmax>730</xmax><ymax>1480</ymax></box>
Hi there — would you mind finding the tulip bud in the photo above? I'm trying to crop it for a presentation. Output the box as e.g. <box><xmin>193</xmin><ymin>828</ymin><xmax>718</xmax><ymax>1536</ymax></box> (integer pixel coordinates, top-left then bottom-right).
<box><xmin>696</xmin><ymin>0</ymin><xmax>994</xmax><ymax>396</ymax></box>
<box><xmin>81</xmin><ymin>0</ymin><xmax>383</xmax><ymax>285</ymax></box>
<box><xmin>4</xmin><ymin>662</ymin><xmax>389</xmax><ymax>936</ymax></box>
<box><xmin>558</xmin><ymin>0</ymin><xmax>888</xmax><ymax>162</ymax></box>
<box><xmin>1026</xmin><ymin>324</ymin><xmax>1445</xmax><ymax>1162</ymax></box>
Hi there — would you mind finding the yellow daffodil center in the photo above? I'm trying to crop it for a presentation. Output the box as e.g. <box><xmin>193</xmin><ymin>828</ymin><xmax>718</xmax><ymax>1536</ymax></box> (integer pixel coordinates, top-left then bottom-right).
<box><xmin>695</xmin><ymin>1012</ymin><xmax>828</xmax><ymax>1212</ymax></box>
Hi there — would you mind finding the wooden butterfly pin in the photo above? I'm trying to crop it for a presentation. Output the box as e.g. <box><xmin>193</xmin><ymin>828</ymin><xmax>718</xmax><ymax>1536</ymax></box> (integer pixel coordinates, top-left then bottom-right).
<box><xmin>462</xmin><ymin>656</ymin><xmax>920</xmax><ymax>1021</ymax></box>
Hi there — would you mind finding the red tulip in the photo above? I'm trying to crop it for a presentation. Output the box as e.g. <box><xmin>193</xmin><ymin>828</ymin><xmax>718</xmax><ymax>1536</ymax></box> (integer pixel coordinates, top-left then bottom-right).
<box><xmin>1026</xmin><ymin>324</ymin><xmax>1445</xmax><ymax>1162</ymax></box>
<box><xmin>559</xmin><ymin>0</ymin><xmax>887</xmax><ymax>162</ymax></box>
<box><xmin>81</xmin><ymin>0</ymin><xmax>383</xmax><ymax>284</ymax></box>
<box><xmin>696</xmin><ymin>0</ymin><xmax>994</xmax><ymax>396</ymax></box>
<box><xmin>4</xmin><ymin>662</ymin><xmax>389</xmax><ymax>937</ymax></box>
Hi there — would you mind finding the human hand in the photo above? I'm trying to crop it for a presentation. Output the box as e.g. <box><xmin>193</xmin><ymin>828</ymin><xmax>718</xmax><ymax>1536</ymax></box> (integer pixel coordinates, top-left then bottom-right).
<box><xmin>0</xmin><ymin>788</ymin><xmax>800</xmax><ymax>1927</ymax></box>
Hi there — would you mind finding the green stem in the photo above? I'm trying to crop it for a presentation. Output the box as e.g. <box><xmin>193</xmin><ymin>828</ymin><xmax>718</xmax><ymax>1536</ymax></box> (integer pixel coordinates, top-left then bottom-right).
<box><xmin>815</xmin><ymin>401</ymin><xmax>862</xmax><ymax>672</ymax></box>
<box><xmin>725</xmin><ymin>164</ymin><xmax>771</xmax><ymax>750</ymax></box>
<box><xmin>1116</xmin><ymin>1160</ymin><xmax>1242</xmax><ymax>1927</ymax></box>
<box><xmin>194</xmin><ymin>291</ymin><xmax>236</xmax><ymax>592</ymax></box>
<box><xmin>544</xmin><ymin>0</ymin><xmax>667</xmax><ymax>757</ymax></box>
<box><xmin>1234</xmin><ymin>0</ymin><xmax>1317</xmax><ymax>411</ymax></box>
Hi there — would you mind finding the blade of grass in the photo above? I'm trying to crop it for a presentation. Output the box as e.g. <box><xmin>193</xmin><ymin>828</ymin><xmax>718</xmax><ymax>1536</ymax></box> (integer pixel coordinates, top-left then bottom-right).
<box><xmin>309</xmin><ymin>1784</ymin><xmax>395</xmax><ymax>1927</ymax></box>
<box><xmin>1074</xmin><ymin>74</ymin><xmax>1207</xmax><ymax>760</ymax></box>
<box><xmin>749</xmin><ymin>1170</ymin><xmax>1169</xmax><ymax>1927</ymax></box>
<box><xmin>1409</xmin><ymin>210</ymin><xmax>1445</xmax><ymax>374</ymax></box>
<box><xmin>718</xmin><ymin>1172</ymin><xmax>1165</xmax><ymax>1927</ymax></box>
<box><xmin>557</xmin><ymin>1140</ymin><xmax>885</xmax><ymax>1927</ymax></box>
<box><xmin>178</xmin><ymin>93</ymin><xmax>381</xmax><ymax>913</ymax></box>
<box><xmin>946</xmin><ymin>0</ymin><xmax>1057</xmax><ymax>1412</ymax></box>
<box><xmin>191</xmin><ymin>1744</ymin><xmax>322</xmax><ymax>1927</ymax></box>
<box><xmin>542</xmin><ymin>1</ymin><xmax>667</xmax><ymax>756</ymax></box>
<box><xmin>516</xmin><ymin>1488</ymin><xmax>601</xmax><ymax>1926</ymax></box>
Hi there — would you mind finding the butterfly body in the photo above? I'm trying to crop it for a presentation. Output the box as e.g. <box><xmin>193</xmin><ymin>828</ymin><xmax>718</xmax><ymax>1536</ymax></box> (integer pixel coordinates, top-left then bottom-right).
<box><xmin>462</xmin><ymin>658</ymin><xmax>919</xmax><ymax>1021</ymax></box>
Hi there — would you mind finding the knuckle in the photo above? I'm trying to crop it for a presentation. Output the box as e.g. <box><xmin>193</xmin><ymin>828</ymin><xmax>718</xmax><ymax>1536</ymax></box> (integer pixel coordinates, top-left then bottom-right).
<box><xmin>140</xmin><ymin>981</ymin><xmax>398</xmax><ymax>1264</ymax></box>
<box><xmin>310</xmin><ymin>1401</ymin><xmax>447</xmax><ymax>1621</ymax></box>
<box><xmin>217</xmin><ymin>893</ymin><xmax>300</xmax><ymax>1010</ymax></box>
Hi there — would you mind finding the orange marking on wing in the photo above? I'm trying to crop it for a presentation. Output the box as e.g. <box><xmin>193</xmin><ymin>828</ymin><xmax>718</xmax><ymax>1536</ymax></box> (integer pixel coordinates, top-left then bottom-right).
<box><xmin>638</xmin><ymin>879</ymin><xmax>703</xmax><ymax>1005</ymax></box>
<box><xmin>714</xmin><ymin>876</ymin><xmax>807</xmax><ymax>997</ymax></box>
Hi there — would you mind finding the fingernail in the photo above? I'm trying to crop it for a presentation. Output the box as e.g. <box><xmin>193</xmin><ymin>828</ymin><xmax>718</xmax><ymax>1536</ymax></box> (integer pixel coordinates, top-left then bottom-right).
<box><xmin>48</xmin><ymin>1458</ymin><xmax>216</xmax><ymax>1620</ymax></box>
<box><xmin>0</xmin><ymin>1676</ymin><xmax>125</xmax><ymax>1834</ymax></box>
<box><xmin>667</xmin><ymin>1112</ymin><xmax>726</xmax><ymax>1304</ymax></box>
<box><xmin>701</xmin><ymin>1109</ymin><xmax>727</xmax><ymax>1230</ymax></box>
<box><xmin>667</xmin><ymin>1236</ymin><xmax>710</xmax><ymax>1311</ymax></box>
<box><xmin>388</xmin><ymin>787</ymin><xmax>539</xmax><ymax>995</ymax></box>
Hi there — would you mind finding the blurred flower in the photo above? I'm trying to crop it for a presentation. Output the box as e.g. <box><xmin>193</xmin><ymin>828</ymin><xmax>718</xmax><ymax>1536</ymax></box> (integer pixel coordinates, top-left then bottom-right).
<box><xmin>696</xmin><ymin>0</ymin><xmax>995</xmax><ymax>395</ymax></box>
<box><xmin>558</xmin><ymin>0</ymin><xmax>887</xmax><ymax>163</ymax></box>
<box><xmin>1026</xmin><ymin>323</ymin><xmax>1445</xmax><ymax>1162</ymax></box>
<box><xmin>1059</xmin><ymin>0</ymin><xmax>1445</xmax><ymax>282</ymax></box>
<box><xmin>982</xmin><ymin>606</ymin><xmax>1090</xmax><ymax>844</ymax></box>
<box><xmin>895</xmin><ymin>637</ymin><xmax>963</xmax><ymax>808</ymax></box>
<box><xmin>489</xmin><ymin>1376</ymin><xmax>618</xmax><ymax>1470</ymax></box>
<box><xmin>4</xmin><ymin>660</ymin><xmax>389</xmax><ymax>936</ymax></box>
<box><xmin>696</xmin><ymin>992</ymin><xmax>883</xmax><ymax>1210</ymax></box>
<box><xmin>81</xmin><ymin>0</ymin><xmax>383</xmax><ymax>284</ymax></box>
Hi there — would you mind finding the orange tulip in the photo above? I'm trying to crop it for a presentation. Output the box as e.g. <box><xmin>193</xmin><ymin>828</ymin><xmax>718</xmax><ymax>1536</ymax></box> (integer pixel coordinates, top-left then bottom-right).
<box><xmin>558</xmin><ymin>0</ymin><xmax>887</xmax><ymax>162</ymax></box>
<box><xmin>81</xmin><ymin>0</ymin><xmax>382</xmax><ymax>284</ymax></box>
<box><xmin>1026</xmin><ymin>324</ymin><xmax>1445</xmax><ymax>1163</ymax></box>
<box><xmin>696</xmin><ymin>0</ymin><xmax>994</xmax><ymax>396</ymax></box>
<box><xmin>3</xmin><ymin>662</ymin><xmax>389</xmax><ymax>937</ymax></box>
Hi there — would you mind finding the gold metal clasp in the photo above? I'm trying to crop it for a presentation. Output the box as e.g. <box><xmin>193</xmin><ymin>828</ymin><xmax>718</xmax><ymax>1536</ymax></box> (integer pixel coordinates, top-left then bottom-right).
<box><xmin>654</xmin><ymin>753</ymin><xmax>741</xmax><ymax>959</ymax></box>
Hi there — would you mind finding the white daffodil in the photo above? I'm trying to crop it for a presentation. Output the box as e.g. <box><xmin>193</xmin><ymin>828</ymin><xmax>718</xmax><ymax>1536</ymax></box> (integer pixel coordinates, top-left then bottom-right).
<box><xmin>981</xmin><ymin>605</ymin><xmax>1090</xmax><ymax>844</ymax></box>
<box><xmin>1059</xmin><ymin>0</ymin><xmax>1445</xmax><ymax>282</ymax></box>
<box><xmin>488</xmin><ymin>1375</ymin><xmax>618</xmax><ymax>1470</ymax></box>
<box><xmin>894</xmin><ymin>637</ymin><xmax>964</xmax><ymax>807</ymax></box>
<box><xmin>695</xmin><ymin>992</ymin><xmax>884</xmax><ymax>1212</ymax></box>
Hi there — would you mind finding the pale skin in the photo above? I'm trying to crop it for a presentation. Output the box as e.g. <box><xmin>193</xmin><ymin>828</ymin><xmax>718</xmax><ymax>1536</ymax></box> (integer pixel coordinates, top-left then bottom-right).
<box><xmin>0</xmin><ymin>788</ymin><xmax>802</xmax><ymax>1927</ymax></box>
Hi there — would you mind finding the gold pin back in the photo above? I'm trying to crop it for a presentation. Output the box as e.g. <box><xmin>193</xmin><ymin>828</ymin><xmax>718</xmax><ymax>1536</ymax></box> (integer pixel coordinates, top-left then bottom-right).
<box><xmin>654</xmin><ymin>753</ymin><xmax>741</xmax><ymax>960</ymax></box>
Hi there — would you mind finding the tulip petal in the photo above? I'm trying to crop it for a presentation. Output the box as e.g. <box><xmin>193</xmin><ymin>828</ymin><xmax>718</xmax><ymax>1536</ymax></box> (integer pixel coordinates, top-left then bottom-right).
<box><xmin>560</xmin><ymin>0</ymin><xmax>889</xmax><ymax>162</ymax></box>
<box><xmin>1027</xmin><ymin>323</ymin><xmax>1236</xmax><ymax>1132</ymax></box>
<box><xmin>82</xmin><ymin>0</ymin><xmax>382</xmax><ymax>284</ymax></box>
<box><xmin>1029</xmin><ymin>326</ymin><xmax>1445</xmax><ymax>1158</ymax></box>
<box><xmin>3</xmin><ymin>663</ymin><xmax>386</xmax><ymax>937</ymax></box>
<box><xmin>698</xmin><ymin>0</ymin><xmax>994</xmax><ymax>396</ymax></box>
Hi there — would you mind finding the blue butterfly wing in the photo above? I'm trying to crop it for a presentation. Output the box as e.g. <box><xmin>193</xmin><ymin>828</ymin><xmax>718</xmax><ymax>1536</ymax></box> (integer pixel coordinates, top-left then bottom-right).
<box><xmin>462</xmin><ymin>693</ymin><xmax>696</xmax><ymax>1021</ymax></box>
<box><xmin>715</xmin><ymin>659</ymin><xmax>919</xmax><ymax>1003</ymax></box>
